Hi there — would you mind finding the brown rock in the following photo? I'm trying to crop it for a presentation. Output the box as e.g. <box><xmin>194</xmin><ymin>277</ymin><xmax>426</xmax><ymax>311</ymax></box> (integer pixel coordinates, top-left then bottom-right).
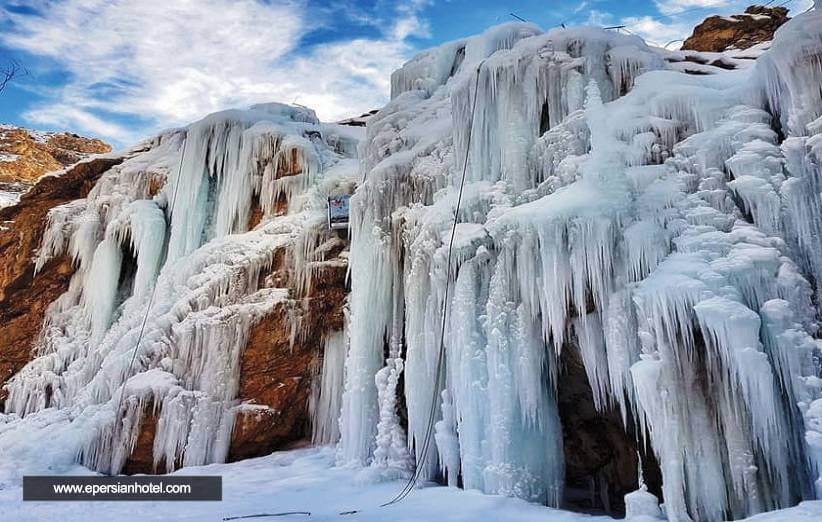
<box><xmin>44</xmin><ymin>133</ymin><xmax>111</xmax><ymax>166</ymax></box>
<box><xmin>229</xmin><ymin>260</ymin><xmax>347</xmax><ymax>461</ymax></box>
<box><xmin>121</xmin><ymin>267</ymin><xmax>348</xmax><ymax>470</ymax></box>
<box><xmin>0</xmin><ymin>156</ymin><xmax>123</xmax><ymax>404</ymax></box>
<box><xmin>0</xmin><ymin>126</ymin><xmax>111</xmax><ymax>185</ymax></box>
<box><xmin>682</xmin><ymin>5</ymin><xmax>790</xmax><ymax>52</ymax></box>
<box><xmin>121</xmin><ymin>241</ymin><xmax>349</xmax><ymax>471</ymax></box>
<box><xmin>121</xmin><ymin>409</ymin><xmax>162</xmax><ymax>475</ymax></box>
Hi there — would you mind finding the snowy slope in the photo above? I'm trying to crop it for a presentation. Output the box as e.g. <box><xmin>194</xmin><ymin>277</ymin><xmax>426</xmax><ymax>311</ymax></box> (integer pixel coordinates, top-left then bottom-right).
<box><xmin>0</xmin><ymin>447</ymin><xmax>609</xmax><ymax>522</ymax></box>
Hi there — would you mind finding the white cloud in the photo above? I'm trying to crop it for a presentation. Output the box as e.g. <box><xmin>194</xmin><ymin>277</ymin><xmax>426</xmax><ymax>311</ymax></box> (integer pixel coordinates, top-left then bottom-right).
<box><xmin>582</xmin><ymin>8</ymin><xmax>691</xmax><ymax>48</ymax></box>
<box><xmin>2</xmin><ymin>0</ymin><xmax>424</xmax><ymax>145</ymax></box>
<box><xmin>655</xmin><ymin>0</ymin><xmax>729</xmax><ymax>16</ymax></box>
<box><xmin>620</xmin><ymin>16</ymin><xmax>694</xmax><ymax>47</ymax></box>
<box><xmin>394</xmin><ymin>0</ymin><xmax>432</xmax><ymax>39</ymax></box>
<box><xmin>26</xmin><ymin>104</ymin><xmax>136</xmax><ymax>144</ymax></box>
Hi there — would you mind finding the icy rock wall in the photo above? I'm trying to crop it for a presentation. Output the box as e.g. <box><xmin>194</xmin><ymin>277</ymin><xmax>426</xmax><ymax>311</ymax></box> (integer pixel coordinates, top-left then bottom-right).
<box><xmin>340</xmin><ymin>11</ymin><xmax>822</xmax><ymax>520</ymax></box>
<box><xmin>0</xmin><ymin>103</ymin><xmax>360</xmax><ymax>480</ymax></box>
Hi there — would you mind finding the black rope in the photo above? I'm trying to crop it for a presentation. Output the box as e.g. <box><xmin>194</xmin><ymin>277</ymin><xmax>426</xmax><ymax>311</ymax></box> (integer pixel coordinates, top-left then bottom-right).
<box><xmin>112</xmin><ymin>131</ymin><xmax>188</xmax><ymax>442</ymax></box>
<box><xmin>223</xmin><ymin>512</ymin><xmax>311</xmax><ymax>521</ymax></box>
<box><xmin>381</xmin><ymin>59</ymin><xmax>485</xmax><ymax>508</ymax></box>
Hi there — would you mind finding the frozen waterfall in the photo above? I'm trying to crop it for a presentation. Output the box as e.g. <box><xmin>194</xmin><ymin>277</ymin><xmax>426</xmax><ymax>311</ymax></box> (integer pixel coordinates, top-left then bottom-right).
<box><xmin>0</xmin><ymin>103</ymin><xmax>360</xmax><ymax>481</ymax></box>
<box><xmin>338</xmin><ymin>11</ymin><xmax>822</xmax><ymax>521</ymax></box>
<box><xmin>0</xmin><ymin>7</ymin><xmax>821</xmax><ymax>522</ymax></box>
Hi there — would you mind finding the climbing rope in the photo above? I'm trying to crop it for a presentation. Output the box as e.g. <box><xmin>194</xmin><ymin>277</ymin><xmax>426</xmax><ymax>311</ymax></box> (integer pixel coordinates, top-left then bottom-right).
<box><xmin>223</xmin><ymin>512</ymin><xmax>311</xmax><ymax>520</ymax></box>
<box><xmin>381</xmin><ymin>59</ymin><xmax>485</xmax><ymax>508</ymax></box>
<box><xmin>112</xmin><ymin>131</ymin><xmax>188</xmax><ymax>447</ymax></box>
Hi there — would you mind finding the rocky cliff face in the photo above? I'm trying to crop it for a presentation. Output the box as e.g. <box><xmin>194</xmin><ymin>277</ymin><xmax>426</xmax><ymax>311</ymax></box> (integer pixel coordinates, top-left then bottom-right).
<box><xmin>229</xmin><ymin>256</ymin><xmax>347</xmax><ymax>461</ymax></box>
<box><xmin>682</xmin><ymin>5</ymin><xmax>790</xmax><ymax>52</ymax></box>
<box><xmin>0</xmin><ymin>156</ymin><xmax>123</xmax><ymax>402</ymax></box>
<box><xmin>122</xmin><ymin>244</ymin><xmax>348</xmax><ymax>474</ymax></box>
<box><xmin>1</xmin><ymin>7</ymin><xmax>821</xmax><ymax>521</ymax></box>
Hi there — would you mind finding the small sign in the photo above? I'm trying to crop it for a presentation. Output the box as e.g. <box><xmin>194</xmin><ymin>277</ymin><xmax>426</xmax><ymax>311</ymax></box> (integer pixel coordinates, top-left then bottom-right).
<box><xmin>328</xmin><ymin>195</ymin><xmax>350</xmax><ymax>230</ymax></box>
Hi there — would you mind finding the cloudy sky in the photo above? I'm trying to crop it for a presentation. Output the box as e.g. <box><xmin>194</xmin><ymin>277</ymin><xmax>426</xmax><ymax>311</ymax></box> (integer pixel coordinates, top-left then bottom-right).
<box><xmin>0</xmin><ymin>0</ymin><xmax>811</xmax><ymax>147</ymax></box>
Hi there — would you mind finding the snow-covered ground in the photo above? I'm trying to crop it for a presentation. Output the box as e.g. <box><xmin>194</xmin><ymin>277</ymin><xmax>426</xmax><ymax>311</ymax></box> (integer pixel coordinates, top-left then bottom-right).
<box><xmin>0</xmin><ymin>446</ymin><xmax>819</xmax><ymax>521</ymax></box>
<box><xmin>0</xmin><ymin>447</ymin><xmax>607</xmax><ymax>522</ymax></box>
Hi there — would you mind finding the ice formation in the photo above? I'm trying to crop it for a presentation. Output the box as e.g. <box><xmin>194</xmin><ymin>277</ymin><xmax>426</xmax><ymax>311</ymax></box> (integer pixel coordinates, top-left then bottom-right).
<box><xmin>337</xmin><ymin>8</ymin><xmax>822</xmax><ymax>521</ymax></box>
<box><xmin>0</xmin><ymin>5</ymin><xmax>821</xmax><ymax>522</ymax></box>
<box><xmin>311</xmin><ymin>330</ymin><xmax>348</xmax><ymax>446</ymax></box>
<box><xmin>0</xmin><ymin>103</ymin><xmax>360</xmax><ymax>481</ymax></box>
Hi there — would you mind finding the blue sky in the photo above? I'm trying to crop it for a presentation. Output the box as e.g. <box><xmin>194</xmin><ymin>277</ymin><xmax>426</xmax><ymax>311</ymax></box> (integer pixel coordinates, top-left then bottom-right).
<box><xmin>0</xmin><ymin>0</ymin><xmax>811</xmax><ymax>147</ymax></box>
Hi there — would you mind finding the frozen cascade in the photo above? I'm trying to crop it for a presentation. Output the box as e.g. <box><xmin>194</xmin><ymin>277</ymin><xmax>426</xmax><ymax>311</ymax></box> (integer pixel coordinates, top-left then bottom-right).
<box><xmin>339</xmin><ymin>11</ymin><xmax>822</xmax><ymax>520</ymax></box>
<box><xmin>0</xmin><ymin>103</ymin><xmax>361</xmax><ymax>479</ymax></box>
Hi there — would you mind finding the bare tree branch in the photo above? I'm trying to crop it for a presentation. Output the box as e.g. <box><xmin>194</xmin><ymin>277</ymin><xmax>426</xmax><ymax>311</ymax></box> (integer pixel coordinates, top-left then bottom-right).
<box><xmin>0</xmin><ymin>59</ymin><xmax>26</xmax><ymax>94</ymax></box>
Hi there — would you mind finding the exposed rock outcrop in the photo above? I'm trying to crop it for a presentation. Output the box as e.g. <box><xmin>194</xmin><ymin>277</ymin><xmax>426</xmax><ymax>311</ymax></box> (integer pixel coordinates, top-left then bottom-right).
<box><xmin>682</xmin><ymin>5</ymin><xmax>790</xmax><ymax>52</ymax></box>
<box><xmin>0</xmin><ymin>125</ymin><xmax>111</xmax><ymax>184</ymax></box>
<box><xmin>120</xmin><ymin>240</ymin><xmax>348</xmax><ymax>473</ymax></box>
<box><xmin>230</xmin><ymin>259</ymin><xmax>347</xmax><ymax>461</ymax></box>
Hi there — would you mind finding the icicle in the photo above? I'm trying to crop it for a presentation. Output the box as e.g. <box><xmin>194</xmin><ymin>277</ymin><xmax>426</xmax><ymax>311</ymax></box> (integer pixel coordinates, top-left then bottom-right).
<box><xmin>572</xmin><ymin>313</ymin><xmax>611</xmax><ymax>411</ymax></box>
<box><xmin>311</xmin><ymin>330</ymin><xmax>348</xmax><ymax>445</ymax></box>
<box><xmin>371</xmin><ymin>358</ymin><xmax>412</xmax><ymax>472</ymax></box>
<box><xmin>433</xmin><ymin>389</ymin><xmax>460</xmax><ymax>486</ymax></box>
<box><xmin>336</xmin><ymin>227</ymin><xmax>393</xmax><ymax>466</ymax></box>
<box><xmin>84</xmin><ymin>234</ymin><xmax>123</xmax><ymax>342</ymax></box>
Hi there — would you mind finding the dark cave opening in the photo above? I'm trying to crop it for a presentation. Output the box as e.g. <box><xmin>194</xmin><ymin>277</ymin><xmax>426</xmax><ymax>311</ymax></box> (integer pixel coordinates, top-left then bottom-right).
<box><xmin>540</xmin><ymin>100</ymin><xmax>551</xmax><ymax>137</ymax></box>
<box><xmin>115</xmin><ymin>241</ymin><xmax>139</xmax><ymax>311</ymax></box>
<box><xmin>557</xmin><ymin>341</ymin><xmax>663</xmax><ymax>516</ymax></box>
<box><xmin>390</xmin><ymin>328</ymin><xmax>664</xmax><ymax>516</ymax></box>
